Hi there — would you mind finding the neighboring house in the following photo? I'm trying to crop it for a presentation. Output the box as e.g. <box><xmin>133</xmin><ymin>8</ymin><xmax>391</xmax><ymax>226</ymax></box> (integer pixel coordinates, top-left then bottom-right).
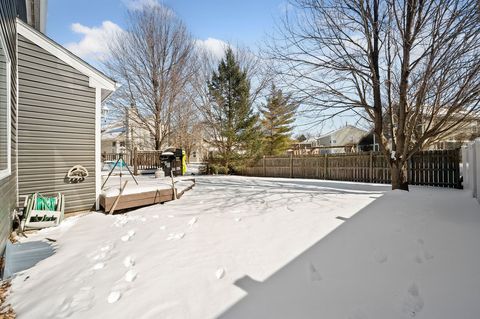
<box><xmin>0</xmin><ymin>0</ymin><xmax>117</xmax><ymax>253</ymax></box>
<box><xmin>425</xmin><ymin>117</ymin><xmax>480</xmax><ymax>150</ymax></box>
<box><xmin>101</xmin><ymin>119</ymin><xmax>154</xmax><ymax>154</ymax></box>
<box><xmin>291</xmin><ymin>138</ymin><xmax>317</xmax><ymax>155</ymax></box>
<box><xmin>316</xmin><ymin>125</ymin><xmax>367</xmax><ymax>153</ymax></box>
<box><xmin>359</xmin><ymin>114</ymin><xmax>480</xmax><ymax>152</ymax></box>
<box><xmin>101</xmin><ymin>113</ymin><xmax>208</xmax><ymax>163</ymax></box>
<box><xmin>102</xmin><ymin>125</ymin><xmax>126</xmax><ymax>154</ymax></box>
<box><xmin>291</xmin><ymin>125</ymin><xmax>368</xmax><ymax>155</ymax></box>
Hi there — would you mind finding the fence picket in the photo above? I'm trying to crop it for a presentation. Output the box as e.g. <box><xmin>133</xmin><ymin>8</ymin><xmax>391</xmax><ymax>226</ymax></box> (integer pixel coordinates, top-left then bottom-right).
<box><xmin>240</xmin><ymin>149</ymin><xmax>461</xmax><ymax>188</ymax></box>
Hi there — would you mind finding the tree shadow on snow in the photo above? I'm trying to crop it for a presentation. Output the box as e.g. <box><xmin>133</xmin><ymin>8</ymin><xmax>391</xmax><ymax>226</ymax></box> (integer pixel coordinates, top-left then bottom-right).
<box><xmin>178</xmin><ymin>176</ymin><xmax>388</xmax><ymax>218</ymax></box>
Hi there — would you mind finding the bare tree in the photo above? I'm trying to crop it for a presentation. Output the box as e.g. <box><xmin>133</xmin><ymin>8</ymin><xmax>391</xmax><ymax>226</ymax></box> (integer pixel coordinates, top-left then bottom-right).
<box><xmin>270</xmin><ymin>0</ymin><xmax>480</xmax><ymax>190</ymax></box>
<box><xmin>106</xmin><ymin>4</ymin><xmax>197</xmax><ymax>150</ymax></box>
<box><xmin>169</xmin><ymin>94</ymin><xmax>205</xmax><ymax>161</ymax></box>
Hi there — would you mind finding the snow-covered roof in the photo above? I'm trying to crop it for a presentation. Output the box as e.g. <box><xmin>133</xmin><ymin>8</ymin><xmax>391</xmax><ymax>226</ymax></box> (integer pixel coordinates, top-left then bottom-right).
<box><xmin>102</xmin><ymin>131</ymin><xmax>124</xmax><ymax>141</ymax></box>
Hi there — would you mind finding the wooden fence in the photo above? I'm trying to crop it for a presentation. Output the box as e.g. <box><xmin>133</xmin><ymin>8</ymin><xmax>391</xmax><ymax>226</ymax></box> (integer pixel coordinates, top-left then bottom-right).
<box><xmin>102</xmin><ymin>149</ymin><xmax>162</xmax><ymax>175</ymax></box>
<box><xmin>240</xmin><ymin>149</ymin><xmax>462</xmax><ymax>188</ymax></box>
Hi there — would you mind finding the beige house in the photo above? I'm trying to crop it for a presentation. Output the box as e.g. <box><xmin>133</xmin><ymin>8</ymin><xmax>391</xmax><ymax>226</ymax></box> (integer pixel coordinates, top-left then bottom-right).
<box><xmin>426</xmin><ymin>117</ymin><xmax>480</xmax><ymax>150</ymax></box>
<box><xmin>292</xmin><ymin>125</ymin><xmax>367</xmax><ymax>155</ymax></box>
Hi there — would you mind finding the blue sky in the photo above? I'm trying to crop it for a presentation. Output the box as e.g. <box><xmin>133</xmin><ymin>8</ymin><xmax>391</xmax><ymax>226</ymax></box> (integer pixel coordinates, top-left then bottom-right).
<box><xmin>45</xmin><ymin>0</ymin><xmax>346</xmax><ymax>135</ymax></box>
<box><xmin>47</xmin><ymin>0</ymin><xmax>286</xmax><ymax>62</ymax></box>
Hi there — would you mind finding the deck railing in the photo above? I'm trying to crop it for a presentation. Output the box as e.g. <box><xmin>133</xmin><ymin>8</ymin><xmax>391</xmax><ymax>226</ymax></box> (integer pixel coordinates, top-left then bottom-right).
<box><xmin>102</xmin><ymin>149</ymin><xmax>163</xmax><ymax>175</ymax></box>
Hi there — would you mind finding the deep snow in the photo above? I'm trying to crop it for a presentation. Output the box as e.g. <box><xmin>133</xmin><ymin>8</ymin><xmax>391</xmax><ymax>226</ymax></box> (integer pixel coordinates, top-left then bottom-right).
<box><xmin>6</xmin><ymin>176</ymin><xmax>480</xmax><ymax>319</ymax></box>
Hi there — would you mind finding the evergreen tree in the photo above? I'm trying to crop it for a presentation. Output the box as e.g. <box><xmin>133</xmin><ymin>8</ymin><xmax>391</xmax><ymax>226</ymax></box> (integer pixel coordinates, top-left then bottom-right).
<box><xmin>207</xmin><ymin>48</ymin><xmax>262</xmax><ymax>173</ymax></box>
<box><xmin>260</xmin><ymin>85</ymin><xmax>297</xmax><ymax>155</ymax></box>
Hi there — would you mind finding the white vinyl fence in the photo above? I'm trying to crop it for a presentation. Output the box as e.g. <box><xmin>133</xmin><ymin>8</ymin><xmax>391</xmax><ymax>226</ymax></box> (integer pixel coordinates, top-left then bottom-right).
<box><xmin>462</xmin><ymin>139</ymin><xmax>480</xmax><ymax>203</ymax></box>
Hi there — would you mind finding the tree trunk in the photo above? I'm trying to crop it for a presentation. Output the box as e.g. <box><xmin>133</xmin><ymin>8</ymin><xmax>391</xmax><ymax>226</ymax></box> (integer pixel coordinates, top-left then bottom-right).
<box><xmin>155</xmin><ymin>138</ymin><xmax>161</xmax><ymax>151</ymax></box>
<box><xmin>391</xmin><ymin>161</ymin><xmax>409</xmax><ymax>191</ymax></box>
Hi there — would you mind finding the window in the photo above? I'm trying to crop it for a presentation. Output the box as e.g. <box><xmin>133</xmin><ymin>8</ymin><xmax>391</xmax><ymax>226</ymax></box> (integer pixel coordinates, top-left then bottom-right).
<box><xmin>0</xmin><ymin>34</ymin><xmax>11</xmax><ymax>181</ymax></box>
<box><xmin>471</xmin><ymin>122</ymin><xmax>478</xmax><ymax>134</ymax></box>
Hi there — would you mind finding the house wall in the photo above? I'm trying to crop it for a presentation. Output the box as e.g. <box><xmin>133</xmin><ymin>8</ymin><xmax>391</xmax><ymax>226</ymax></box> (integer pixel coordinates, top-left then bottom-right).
<box><xmin>101</xmin><ymin>139</ymin><xmax>118</xmax><ymax>154</ymax></box>
<box><xmin>0</xmin><ymin>0</ymin><xmax>18</xmax><ymax>253</ymax></box>
<box><xmin>17</xmin><ymin>34</ymin><xmax>97</xmax><ymax>213</ymax></box>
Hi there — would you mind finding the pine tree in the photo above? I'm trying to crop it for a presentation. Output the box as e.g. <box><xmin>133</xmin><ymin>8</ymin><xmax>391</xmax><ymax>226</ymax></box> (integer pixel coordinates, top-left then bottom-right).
<box><xmin>260</xmin><ymin>85</ymin><xmax>297</xmax><ymax>155</ymax></box>
<box><xmin>207</xmin><ymin>48</ymin><xmax>262</xmax><ymax>173</ymax></box>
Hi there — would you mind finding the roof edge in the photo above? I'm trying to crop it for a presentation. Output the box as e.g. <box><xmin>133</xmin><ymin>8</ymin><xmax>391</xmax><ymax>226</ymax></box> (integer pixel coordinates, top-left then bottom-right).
<box><xmin>16</xmin><ymin>18</ymin><xmax>117</xmax><ymax>92</ymax></box>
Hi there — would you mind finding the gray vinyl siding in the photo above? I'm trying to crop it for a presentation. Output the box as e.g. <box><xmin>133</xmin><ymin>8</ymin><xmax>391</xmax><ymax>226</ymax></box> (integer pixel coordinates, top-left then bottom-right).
<box><xmin>18</xmin><ymin>34</ymin><xmax>97</xmax><ymax>213</ymax></box>
<box><xmin>0</xmin><ymin>0</ymin><xmax>18</xmax><ymax>253</ymax></box>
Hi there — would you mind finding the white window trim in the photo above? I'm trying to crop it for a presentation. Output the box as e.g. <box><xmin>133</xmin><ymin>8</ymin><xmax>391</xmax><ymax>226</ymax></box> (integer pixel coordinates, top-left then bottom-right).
<box><xmin>0</xmin><ymin>31</ymin><xmax>11</xmax><ymax>181</ymax></box>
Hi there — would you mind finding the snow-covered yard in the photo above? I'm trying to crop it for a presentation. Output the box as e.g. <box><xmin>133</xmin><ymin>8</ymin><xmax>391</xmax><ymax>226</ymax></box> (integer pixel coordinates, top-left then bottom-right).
<box><xmin>6</xmin><ymin>176</ymin><xmax>480</xmax><ymax>318</ymax></box>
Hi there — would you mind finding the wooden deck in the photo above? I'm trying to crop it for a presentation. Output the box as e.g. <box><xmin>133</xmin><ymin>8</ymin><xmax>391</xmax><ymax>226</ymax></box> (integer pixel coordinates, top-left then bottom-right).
<box><xmin>99</xmin><ymin>178</ymin><xmax>196</xmax><ymax>212</ymax></box>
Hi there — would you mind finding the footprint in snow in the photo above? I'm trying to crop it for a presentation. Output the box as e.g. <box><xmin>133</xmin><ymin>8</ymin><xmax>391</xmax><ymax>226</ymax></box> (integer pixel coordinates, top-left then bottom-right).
<box><xmin>107</xmin><ymin>291</ymin><xmax>121</xmax><ymax>304</ymax></box>
<box><xmin>308</xmin><ymin>262</ymin><xmax>322</xmax><ymax>282</ymax></box>
<box><xmin>123</xmin><ymin>256</ymin><xmax>135</xmax><ymax>268</ymax></box>
<box><xmin>125</xmin><ymin>269</ymin><xmax>137</xmax><ymax>282</ymax></box>
<box><xmin>89</xmin><ymin>242</ymin><xmax>114</xmax><ymax>262</ymax></box>
<box><xmin>121</xmin><ymin>230</ymin><xmax>136</xmax><ymax>242</ymax></box>
<box><xmin>100</xmin><ymin>244</ymin><xmax>114</xmax><ymax>252</ymax></box>
<box><xmin>188</xmin><ymin>217</ymin><xmax>198</xmax><ymax>226</ymax></box>
<box><xmin>216</xmin><ymin>268</ymin><xmax>226</xmax><ymax>279</ymax></box>
<box><xmin>414</xmin><ymin>250</ymin><xmax>434</xmax><ymax>264</ymax></box>
<box><xmin>402</xmin><ymin>283</ymin><xmax>424</xmax><ymax>317</ymax></box>
<box><xmin>55</xmin><ymin>286</ymin><xmax>95</xmax><ymax>317</ymax></box>
<box><xmin>166</xmin><ymin>233</ymin><xmax>185</xmax><ymax>241</ymax></box>
<box><xmin>235</xmin><ymin>217</ymin><xmax>242</xmax><ymax>222</ymax></box>
<box><xmin>92</xmin><ymin>252</ymin><xmax>108</xmax><ymax>262</ymax></box>
<box><xmin>114</xmin><ymin>217</ymin><xmax>129</xmax><ymax>228</ymax></box>
<box><xmin>92</xmin><ymin>262</ymin><xmax>105</xmax><ymax>270</ymax></box>
<box><xmin>373</xmin><ymin>250</ymin><xmax>388</xmax><ymax>264</ymax></box>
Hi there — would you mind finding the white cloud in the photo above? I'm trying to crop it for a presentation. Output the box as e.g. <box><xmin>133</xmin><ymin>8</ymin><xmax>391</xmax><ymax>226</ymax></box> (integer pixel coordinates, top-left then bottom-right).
<box><xmin>122</xmin><ymin>0</ymin><xmax>161</xmax><ymax>11</ymax></box>
<box><xmin>65</xmin><ymin>21</ymin><xmax>123</xmax><ymax>62</ymax></box>
<box><xmin>195</xmin><ymin>38</ymin><xmax>229</xmax><ymax>59</ymax></box>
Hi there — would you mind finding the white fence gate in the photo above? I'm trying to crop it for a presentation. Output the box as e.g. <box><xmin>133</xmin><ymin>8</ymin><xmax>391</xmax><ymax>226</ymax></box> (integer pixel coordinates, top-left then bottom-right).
<box><xmin>462</xmin><ymin>139</ymin><xmax>480</xmax><ymax>203</ymax></box>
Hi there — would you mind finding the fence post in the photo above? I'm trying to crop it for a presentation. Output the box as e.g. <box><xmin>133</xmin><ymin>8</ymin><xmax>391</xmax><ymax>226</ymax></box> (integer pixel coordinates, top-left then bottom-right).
<box><xmin>454</xmin><ymin>148</ymin><xmax>461</xmax><ymax>189</ymax></box>
<box><xmin>317</xmin><ymin>155</ymin><xmax>320</xmax><ymax>178</ymax></box>
<box><xmin>263</xmin><ymin>156</ymin><xmax>266</xmax><ymax>177</ymax></box>
<box><xmin>324</xmin><ymin>153</ymin><xmax>328</xmax><ymax>179</ymax></box>
<box><xmin>289</xmin><ymin>153</ymin><xmax>293</xmax><ymax>178</ymax></box>
<box><xmin>133</xmin><ymin>147</ymin><xmax>138</xmax><ymax>175</ymax></box>
<box><xmin>369</xmin><ymin>151</ymin><xmax>373</xmax><ymax>183</ymax></box>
